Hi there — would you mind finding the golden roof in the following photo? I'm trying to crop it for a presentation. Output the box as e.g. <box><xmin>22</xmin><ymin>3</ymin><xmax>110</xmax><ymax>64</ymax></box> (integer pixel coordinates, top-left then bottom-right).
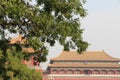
<box><xmin>22</xmin><ymin>47</ymin><xmax>35</xmax><ymax>53</ymax></box>
<box><xmin>10</xmin><ymin>35</ymin><xmax>35</xmax><ymax>53</ymax></box>
<box><xmin>51</xmin><ymin>51</ymin><xmax>120</xmax><ymax>61</ymax></box>
<box><xmin>9</xmin><ymin>35</ymin><xmax>26</xmax><ymax>44</ymax></box>
<box><xmin>48</xmin><ymin>63</ymin><xmax>120</xmax><ymax>68</ymax></box>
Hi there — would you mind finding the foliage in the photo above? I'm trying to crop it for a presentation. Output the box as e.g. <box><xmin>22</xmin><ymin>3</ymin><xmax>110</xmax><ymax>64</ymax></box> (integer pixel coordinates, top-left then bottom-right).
<box><xmin>0</xmin><ymin>47</ymin><xmax>42</xmax><ymax>80</ymax></box>
<box><xmin>0</xmin><ymin>0</ymin><xmax>88</xmax><ymax>80</ymax></box>
<box><xmin>0</xmin><ymin>0</ymin><xmax>88</xmax><ymax>52</ymax></box>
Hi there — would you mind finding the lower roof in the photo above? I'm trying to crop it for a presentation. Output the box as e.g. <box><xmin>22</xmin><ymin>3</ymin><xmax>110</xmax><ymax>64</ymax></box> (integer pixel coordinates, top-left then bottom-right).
<box><xmin>48</xmin><ymin>63</ymin><xmax>120</xmax><ymax>68</ymax></box>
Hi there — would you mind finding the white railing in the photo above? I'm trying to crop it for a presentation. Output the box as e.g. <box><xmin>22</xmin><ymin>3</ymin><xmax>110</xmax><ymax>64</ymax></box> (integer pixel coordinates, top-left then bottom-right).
<box><xmin>46</xmin><ymin>74</ymin><xmax>120</xmax><ymax>78</ymax></box>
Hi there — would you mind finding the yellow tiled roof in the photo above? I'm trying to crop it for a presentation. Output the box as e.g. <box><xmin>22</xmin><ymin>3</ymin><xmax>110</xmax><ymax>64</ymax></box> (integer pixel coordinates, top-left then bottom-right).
<box><xmin>10</xmin><ymin>35</ymin><xmax>35</xmax><ymax>53</ymax></box>
<box><xmin>48</xmin><ymin>63</ymin><xmax>120</xmax><ymax>68</ymax></box>
<box><xmin>9</xmin><ymin>35</ymin><xmax>26</xmax><ymax>44</ymax></box>
<box><xmin>22</xmin><ymin>47</ymin><xmax>35</xmax><ymax>53</ymax></box>
<box><xmin>51</xmin><ymin>51</ymin><xmax>120</xmax><ymax>61</ymax></box>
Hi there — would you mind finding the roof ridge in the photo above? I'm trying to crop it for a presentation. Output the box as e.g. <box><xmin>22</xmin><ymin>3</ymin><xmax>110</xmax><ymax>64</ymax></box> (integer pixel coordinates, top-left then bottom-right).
<box><xmin>103</xmin><ymin>51</ymin><xmax>120</xmax><ymax>60</ymax></box>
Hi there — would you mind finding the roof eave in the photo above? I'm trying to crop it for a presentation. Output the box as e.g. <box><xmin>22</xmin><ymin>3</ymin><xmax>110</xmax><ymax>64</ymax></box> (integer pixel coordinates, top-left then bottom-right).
<box><xmin>51</xmin><ymin>59</ymin><xmax>120</xmax><ymax>62</ymax></box>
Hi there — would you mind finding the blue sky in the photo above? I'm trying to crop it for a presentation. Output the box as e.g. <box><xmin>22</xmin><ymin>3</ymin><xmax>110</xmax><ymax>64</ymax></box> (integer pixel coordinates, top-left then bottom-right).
<box><xmin>40</xmin><ymin>0</ymin><xmax>120</xmax><ymax>69</ymax></box>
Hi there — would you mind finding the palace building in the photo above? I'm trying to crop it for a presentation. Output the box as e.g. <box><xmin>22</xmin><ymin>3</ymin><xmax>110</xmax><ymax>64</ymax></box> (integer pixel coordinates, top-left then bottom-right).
<box><xmin>9</xmin><ymin>35</ymin><xmax>41</xmax><ymax>69</ymax></box>
<box><xmin>47</xmin><ymin>51</ymin><xmax>120</xmax><ymax>75</ymax></box>
<box><xmin>43</xmin><ymin>51</ymin><xmax>120</xmax><ymax>80</ymax></box>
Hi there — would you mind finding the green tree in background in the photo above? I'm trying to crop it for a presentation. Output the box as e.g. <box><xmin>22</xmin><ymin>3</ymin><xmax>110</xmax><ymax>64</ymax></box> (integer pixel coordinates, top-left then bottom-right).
<box><xmin>0</xmin><ymin>0</ymin><xmax>88</xmax><ymax>79</ymax></box>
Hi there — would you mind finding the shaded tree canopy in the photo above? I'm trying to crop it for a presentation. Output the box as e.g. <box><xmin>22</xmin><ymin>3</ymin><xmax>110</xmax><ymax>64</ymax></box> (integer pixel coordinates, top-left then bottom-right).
<box><xmin>0</xmin><ymin>0</ymin><xmax>88</xmax><ymax>52</ymax></box>
<box><xmin>0</xmin><ymin>0</ymin><xmax>88</xmax><ymax>79</ymax></box>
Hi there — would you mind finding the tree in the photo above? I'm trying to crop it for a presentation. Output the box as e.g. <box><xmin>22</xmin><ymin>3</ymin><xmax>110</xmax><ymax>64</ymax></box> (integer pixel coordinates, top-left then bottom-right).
<box><xmin>0</xmin><ymin>0</ymin><xmax>88</xmax><ymax>79</ymax></box>
<box><xmin>0</xmin><ymin>47</ymin><xmax>42</xmax><ymax>80</ymax></box>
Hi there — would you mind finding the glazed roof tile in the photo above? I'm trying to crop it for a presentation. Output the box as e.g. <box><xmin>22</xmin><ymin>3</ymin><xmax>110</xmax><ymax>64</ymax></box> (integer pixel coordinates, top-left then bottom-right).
<box><xmin>51</xmin><ymin>51</ymin><xmax>120</xmax><ymax>61</ymax></box>
<box><xmin>10</xmin><ymin>35</ymin><xmax>35</xmax><ymax>53</ymax></box>
<box><xmin>22</xmin><ymin>47</ymin><xmax>35</xmax><ymax>53</ymax></box>
<box><xmin>48</xmin><ymin>63</ymin><xmax>120</xmax><ymax>68</ymax></box>
<box><xmin>9</xmin><ymin>35</ymin><xmax>26</xmax><ymax>44</ymax></box>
